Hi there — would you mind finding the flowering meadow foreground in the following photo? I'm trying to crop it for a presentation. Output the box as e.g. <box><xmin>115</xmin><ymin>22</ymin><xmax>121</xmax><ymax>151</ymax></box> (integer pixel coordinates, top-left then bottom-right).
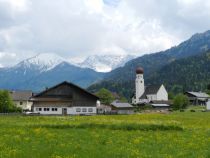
<box><xmin>0</xmin><ymin>112</ymin><xmax>210</xmax><ymax>158</ymax></box>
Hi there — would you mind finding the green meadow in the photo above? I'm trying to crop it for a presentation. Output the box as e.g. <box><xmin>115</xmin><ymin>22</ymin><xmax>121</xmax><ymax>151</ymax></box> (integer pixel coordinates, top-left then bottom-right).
<box><xmin>0</xmin><ymin>112</ymin><xmax>210</xmax><ymax>158</ymax></box>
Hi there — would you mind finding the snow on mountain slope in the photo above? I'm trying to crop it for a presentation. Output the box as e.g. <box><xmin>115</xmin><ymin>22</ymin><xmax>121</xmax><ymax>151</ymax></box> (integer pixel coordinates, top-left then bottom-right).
<box><xmin>74</xmin><ymin>55</ymin><xmax>136</xmax><ymax>72</ymax></box>
<box><xmin>15</xmin><ymin>53</ymin><xmax>66</xmax><ymax>72</ymax></box>
<box><xmin>11</xmin><ymin>53</ymin><xmax>136</xmax><ymax>73</ymax></box>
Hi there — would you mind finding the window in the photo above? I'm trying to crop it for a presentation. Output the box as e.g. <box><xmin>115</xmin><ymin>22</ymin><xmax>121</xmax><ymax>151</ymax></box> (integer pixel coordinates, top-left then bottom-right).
<box><xmin>76</xmin><ymin>108</ymin><xmax>81</xmax><ymax>112</ymax></box>
<box><xmin>44</xmin><ymin>108</ymin><xmax>49</xmax><ymax>111</ymax></box>
<box><xmin>88</xmin><ymin>108</ymin><xmax>93</xmax><ymax>112</ymax></box>
<box><xmin>52</xmin><ymin>108</ymin><xmax>58</xmax><ymax>111</ymax></box>
<box><xmin>39</xmin><ymin>108</ymin><xmax>42</xmax><ymax>111</ymax></box>
<box><xmin>82</xmin><ymin>108</ymin><xmax>87</xmax><ymax>112</ymax></box>
<box><xmin>20</xmin><ymin>102</ymin><xmax>23</xmax><ymax>105</ymax></box>
<box><xmin>36</xmin><ymin>108</ymin><xmax>39</xmax><ymax>111</ymax></box>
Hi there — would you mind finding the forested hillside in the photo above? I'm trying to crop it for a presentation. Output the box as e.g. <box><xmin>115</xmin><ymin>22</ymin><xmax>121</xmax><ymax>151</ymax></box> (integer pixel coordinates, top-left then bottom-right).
<box><xmin>88</xmin><ymin>30</ymin><xmax>210</xmax><ymax>99</ymax></box>
<box><xmin>147</xmin><ymin>51</ymin><xmax>210</xmax><ymax>93</ymax></box>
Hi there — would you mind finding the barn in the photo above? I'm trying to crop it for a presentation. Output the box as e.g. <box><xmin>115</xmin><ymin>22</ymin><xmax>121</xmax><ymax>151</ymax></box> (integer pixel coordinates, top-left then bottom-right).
<box><xmin>30</xmin><ymin>81</ymin><xmax>99</xmax><ymax>115</ymax></box>
<box><xmin>184</xmin><ymin>91</ymin><xmax>210</xmax><ymax>106</ymax></box>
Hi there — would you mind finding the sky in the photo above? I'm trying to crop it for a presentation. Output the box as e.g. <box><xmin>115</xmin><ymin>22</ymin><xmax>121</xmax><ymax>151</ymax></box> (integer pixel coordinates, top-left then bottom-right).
<box><xmin>0</xmin><ymin>0</ymin><xmax>210</xmax><ymax>67</ymax></box>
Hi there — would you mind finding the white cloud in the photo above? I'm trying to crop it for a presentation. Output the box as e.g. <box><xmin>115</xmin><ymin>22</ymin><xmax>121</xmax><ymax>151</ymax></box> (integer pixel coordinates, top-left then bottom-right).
<box><xmin>0</xmin><ymin>0</ymin><xmax>210</xmax><ymax>67</ymax></box>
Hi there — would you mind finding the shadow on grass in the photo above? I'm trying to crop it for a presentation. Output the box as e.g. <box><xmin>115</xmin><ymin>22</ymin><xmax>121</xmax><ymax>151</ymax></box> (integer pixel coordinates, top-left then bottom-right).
<box><xmin>30</xmin><ymin>123</ymin><xmax>183</xmax><ymax>131</ymax></box>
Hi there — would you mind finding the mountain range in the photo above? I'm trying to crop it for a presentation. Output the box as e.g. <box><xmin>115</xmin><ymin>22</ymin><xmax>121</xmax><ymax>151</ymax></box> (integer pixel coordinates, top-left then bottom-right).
<box><xmin>71</xmin><ymin>54</ymin><xmax>136</xmax><ymax>72</ymax></box>
<box><xmin>1</xmin><ymin>30</ymin><xmax>210</xmax><ymax>96</ymax></box>
<box><xmin>0</xmin><ymin>53</ymin><xmax>134</xmax><ymax>91</ymax></box>
<box><xmin>88</xmin><ymin>30</ymin><xmax>210</xmax><ymax>98</ymax></box>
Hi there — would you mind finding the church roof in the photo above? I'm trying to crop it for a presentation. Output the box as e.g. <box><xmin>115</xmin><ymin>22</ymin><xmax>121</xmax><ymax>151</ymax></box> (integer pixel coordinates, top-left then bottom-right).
<box><xmin>140</xmin><ymin>85</ymin><xmax>161</xmax><ymax>99</ymax></box>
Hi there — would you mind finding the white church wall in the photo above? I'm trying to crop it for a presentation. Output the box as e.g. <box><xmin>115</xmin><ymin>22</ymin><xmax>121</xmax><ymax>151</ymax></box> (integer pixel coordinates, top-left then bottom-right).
<box><xmin>157</xmin><ymin>85</ymin><xmax>168</xmax><ymax>101</ymax></box>
<box><xmin>135</xmin><ymin>74</ymin><xmax>144</xmax><ymax>102</ymax></box>
<box><xmin>146</xmin><ymin>94</ymin><xmax>157</xmax><ymax>101</ymax></box>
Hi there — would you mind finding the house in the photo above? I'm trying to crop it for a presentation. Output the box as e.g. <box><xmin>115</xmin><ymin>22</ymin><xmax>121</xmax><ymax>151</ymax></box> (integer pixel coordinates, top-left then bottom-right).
<box><xmin>184</xmin><ymin>91</ymin><xmax>210</xmax><ymax>106</ymax></box>
<box><xmin>10</xmin><ymin>90</ymin><xmax>33</xmax><ymax>111</ymax></box>
<box><xmin>206</xmin><ymin>100</ymin><xmax>210</xmax><ymax>110</ymax></box>
<box><xmin>110</xmin><ymin>100</ymin><xmax>134</xmax><ymax>114</ymax></box>
<box><xmin>30</xmin><ymin>81</ymin><xmax>99</xmax><ymax>115</ymax></box>
<box><xmin>132</xmin><ymin>67</ymin><xmax>168</xmax><ymax>104</ymax></box>
<box><xmin>97</xmin><ymin>104</ymin><xmax>112</xmax><ymax>114</ymax></box>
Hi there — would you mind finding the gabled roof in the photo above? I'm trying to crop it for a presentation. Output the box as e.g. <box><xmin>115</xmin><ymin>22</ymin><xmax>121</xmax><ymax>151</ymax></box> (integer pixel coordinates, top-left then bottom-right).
<box><xmin>185</xmin><ymin>91</ymin><xmax>210</xmax><ymax>98</ymax></box>
<box><xmin>32</xmin><ymin>81</ymin><xmax>99</xmax><ymax>100</ymax></box>
<box><xmin>10</xmin><ymin>90</ymin><xmax>33</xmax><ymax>101</ymax></box>
<box><xmin>111</xmin><ymin>100</ymin><xmax>133</xmax><ymax>108</ymax></box>
<box><xmin>140</xmin><ymin>85</ymin><xmax>161</xmax><ymax>99</ymax></box>
<box><xmin>145</xmin><ymin>85</ymin><xmax>161</xmax><ymax>95</ymax></box>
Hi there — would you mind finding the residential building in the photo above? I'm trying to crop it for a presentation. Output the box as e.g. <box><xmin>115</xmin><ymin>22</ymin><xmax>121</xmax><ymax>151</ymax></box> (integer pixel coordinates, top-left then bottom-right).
<box><xmin>110</xmin><ymin>100</ymin><xmax>134</xmax><ymax>114</ymax></box>
<box><xmin>184</xmin><ymin>91</ymin><xmax>210</xmax><ymax>106</ymax></box>
<box><xmin>10</xmin><ymin>90</ymin><xmax>33</xmax><ymax>111</ymax></box>
<box><xmin>30</xmin><ymin>81</ymin><xmax>99</xmax><ymax>115</ymax></box>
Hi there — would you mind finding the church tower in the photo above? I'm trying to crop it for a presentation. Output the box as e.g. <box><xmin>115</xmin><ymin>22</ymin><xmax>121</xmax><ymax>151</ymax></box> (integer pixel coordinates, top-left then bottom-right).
<box><xmin>135</xmin><ymin>67</ymin><xmax>144</xmax><ymax>102</ymax></box>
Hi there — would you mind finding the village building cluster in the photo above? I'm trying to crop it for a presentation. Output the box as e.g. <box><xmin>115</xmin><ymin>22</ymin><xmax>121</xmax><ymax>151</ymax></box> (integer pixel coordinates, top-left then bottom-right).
<box><xmin>5</xmin><ymin>67</ymin><xmax>210</xmax><ymax>115</ymax></box>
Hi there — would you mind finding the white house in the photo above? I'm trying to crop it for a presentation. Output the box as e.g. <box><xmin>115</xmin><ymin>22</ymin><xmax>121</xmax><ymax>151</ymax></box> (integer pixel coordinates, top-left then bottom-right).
<box><xmin>206</xmin><ymin>100</ymin><xmax>210</xmax><ymax>110</ymax></box>
<box><xmin>30</xmin><ymin>81</ymin><xmax>99</xmax><ymax>115</ymax></box>
<box><xmin>132</xmin><ymin>67</ymin><xmax>168</xmax><ymax>105</ymax></box>
<box><xmin>10</xmin><ymin>90</ymin><xmax>33</xmax><ymax>111</ymax></box>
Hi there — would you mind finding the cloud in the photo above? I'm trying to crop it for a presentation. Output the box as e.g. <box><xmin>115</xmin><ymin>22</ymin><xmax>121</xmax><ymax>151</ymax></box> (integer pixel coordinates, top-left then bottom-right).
<box><xmin>0</xmin><ymin>0</ymin><xmax>210</xmax><ymax>67</ymax></box>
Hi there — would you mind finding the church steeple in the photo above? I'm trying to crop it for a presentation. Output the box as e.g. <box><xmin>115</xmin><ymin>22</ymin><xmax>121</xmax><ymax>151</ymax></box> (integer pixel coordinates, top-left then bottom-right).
<box><xmin>135</xmin><ymin>67</ymin><xmax>144</xmax><ymax>103</ymax></box>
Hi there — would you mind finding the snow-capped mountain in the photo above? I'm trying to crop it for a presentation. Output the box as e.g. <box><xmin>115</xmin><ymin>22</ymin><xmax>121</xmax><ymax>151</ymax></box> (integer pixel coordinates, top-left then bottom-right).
<box><xmin>0</xmin><ymin>53</ymin><xmax>136</xmax><ymax>91</ymax></box>
<box><xmin>73</xmin><ymin>54</ymin><xmax>136</xmax><ymax>72</ymax></box>
<box><xmin>0</xmin><ymin>53</ymin><xmax>105</xmax><ymax>91</ymax></box>
<box><xmin>15</xmin><ymin>53</ymin><xmax>66</xmax><ymax>72</ymax></box>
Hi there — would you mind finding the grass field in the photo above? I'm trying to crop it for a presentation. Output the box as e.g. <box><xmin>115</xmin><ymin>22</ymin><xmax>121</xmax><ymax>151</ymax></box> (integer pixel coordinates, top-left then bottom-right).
<box><xmin>0</xmin><ymin>112</ymin><xmax>210</xmax><ymax>158</ymax></box>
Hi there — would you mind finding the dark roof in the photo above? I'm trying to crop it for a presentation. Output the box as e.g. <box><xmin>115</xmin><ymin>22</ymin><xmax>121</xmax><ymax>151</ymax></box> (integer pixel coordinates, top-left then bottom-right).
<box><xmin>111</xmin><ymin>100</ymin><xmax>133</xmax><ymax>108</ymax></box>
<box><xmin>150</xmin><ymin>100</ymin><xmax>172</xmax><ymax>105</ymax></box>
<box><xmin>136</xmin><ymin>67</ymin><xmax>144</xmax><ymax>74</ymax></box>
<box><xmin>33</xmin><ymin>81</ymin><xmax>99</xmax><ymax>100</ymax></box>
<box><xmin>140</xmin><ymin>85</ymin><xmax>161</xmax><ymax>99</ymax></box>
<box><xmin>10</xmin><ymin>90</ymin><xmax>33</xmax><ymax>101</ymax></box>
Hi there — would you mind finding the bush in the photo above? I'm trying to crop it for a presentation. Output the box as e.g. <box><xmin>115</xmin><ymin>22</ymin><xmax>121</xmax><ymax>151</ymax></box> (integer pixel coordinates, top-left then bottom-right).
<box><xmin>173</xmin><ymin>94</ymin><xmax>189</xmax><ymax>110</ymax></box>
<box><xmin>0</xmin><ymin>90</ymin><xmax>21</xmax><ymax>113</ymax></box>
<box><xmin>190</xmin><ymin>109</ymin><xmax>196</xmax><ymax>112</ymax></box>
<box><xmin>95</xmin><ymin>88</ymin><xmax>115</xmax><ymax>105</ymax></box>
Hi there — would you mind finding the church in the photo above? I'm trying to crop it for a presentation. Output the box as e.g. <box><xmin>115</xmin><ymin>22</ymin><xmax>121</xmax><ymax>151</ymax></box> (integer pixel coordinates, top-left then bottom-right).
<box><xmin>132</xmin><ymin>67</ymin><xmax>168</xmax><ymax>105</ymax></box>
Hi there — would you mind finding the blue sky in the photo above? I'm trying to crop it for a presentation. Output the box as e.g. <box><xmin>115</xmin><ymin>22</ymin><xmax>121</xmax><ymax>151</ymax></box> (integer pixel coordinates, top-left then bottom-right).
<box><xmin>0</xmin><ymin>0</ymin><xmax>210</xmax><ymax>67</ymax></box>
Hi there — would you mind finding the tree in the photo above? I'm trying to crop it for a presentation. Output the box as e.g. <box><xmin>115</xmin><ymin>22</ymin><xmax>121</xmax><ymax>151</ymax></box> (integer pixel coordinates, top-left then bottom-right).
<box><xmin>0</xmin><ymin>90</ymin><xmax>21</xmax><ymax>113</ymax></box>
<box><xmin>168</xmin><ymin>92</ymin><xmax>175</xmax><ymax>100</ymax></box>
<box><xmin>172</xmin><ymin>94</ymin><xmax>189</xmax><ymax>110</ymax></box>
<box><xmin>95</xmin><ymin>88</ymin><xmax>115</xmax><ymax>105</ymax></box>
<box><xmin>207</xmin><ymin>84</ymin><xmax>210</xmax><ymax>95</ymax></box>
